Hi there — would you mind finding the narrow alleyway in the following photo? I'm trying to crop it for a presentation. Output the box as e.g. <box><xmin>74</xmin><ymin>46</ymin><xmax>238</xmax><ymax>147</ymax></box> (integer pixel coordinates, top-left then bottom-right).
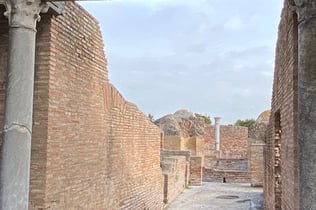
<box><xmin>165</xmin><ymin>182</ymin><xmax>263</xmax><ymax>210</ymax></box>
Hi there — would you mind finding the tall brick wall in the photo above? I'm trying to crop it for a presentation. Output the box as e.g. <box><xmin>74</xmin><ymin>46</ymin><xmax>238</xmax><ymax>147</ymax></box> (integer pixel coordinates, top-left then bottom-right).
<box><xmin>205</xmin><ymin>125</ymin><xmax>248</xmax><ymax>159</ymax></box>
<box><xmin>0</xmin><ymin>3</ymin><xmax>163</xmax><ymax>209</ymax></box>
<box><xmin>264</xmin><ymin>1</ymin><xmax>299</xmax><ymax>209</ymax></box>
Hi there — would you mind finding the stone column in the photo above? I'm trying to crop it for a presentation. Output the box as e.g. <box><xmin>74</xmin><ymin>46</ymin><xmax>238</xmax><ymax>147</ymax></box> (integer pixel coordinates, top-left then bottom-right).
<box><xmin>295</xmin><ymin>0</ymin><xmax>316</xmax><ymax>209</ymax></box>
<box><xmin>0</xmin><ymin>1</ymin><xmax>48</xmax><ymax>209</ymax></box>
<box><xmin>214</xmin><ymin>117</ymin><xmax>220</xmax><ymax>151</ymax></box>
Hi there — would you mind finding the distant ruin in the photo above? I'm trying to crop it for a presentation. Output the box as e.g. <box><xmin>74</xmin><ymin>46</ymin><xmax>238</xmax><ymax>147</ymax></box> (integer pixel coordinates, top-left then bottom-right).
<box><xmin>155</xmin><ymin>109</ymin><xmax>266</xmax><ymax>203</ymax></box>
<box><xmin>2</xmin><ymin>0</ymin><xmax>316</xmax><ymax>209</ymax></box>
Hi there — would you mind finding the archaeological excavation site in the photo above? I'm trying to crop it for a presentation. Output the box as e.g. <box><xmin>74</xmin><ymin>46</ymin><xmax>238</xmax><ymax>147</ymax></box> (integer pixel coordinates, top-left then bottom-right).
<box><xmin>0</xmin><ymin>0</ymin><xmax>316</xmax><ymax>209</ymax></box>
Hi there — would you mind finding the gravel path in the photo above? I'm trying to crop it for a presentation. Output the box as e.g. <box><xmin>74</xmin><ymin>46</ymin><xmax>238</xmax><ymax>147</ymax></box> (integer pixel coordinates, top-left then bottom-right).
<box><xmin>165</xmin><ymin>182</ymin><xmax>263</xmax><ymax>210</ymax></box>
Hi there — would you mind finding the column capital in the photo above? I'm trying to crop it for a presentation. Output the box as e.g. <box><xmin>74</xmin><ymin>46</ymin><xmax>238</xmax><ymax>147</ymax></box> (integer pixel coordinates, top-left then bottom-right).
<box><xmin>1</xmin><ymin>0</ymin><xmax>49</xmax><ymax>31</ymax></box>
<box><xmin>294</xmin><ymin>0</ymin><xmax>316</xmax><ymax>23</ymax></box>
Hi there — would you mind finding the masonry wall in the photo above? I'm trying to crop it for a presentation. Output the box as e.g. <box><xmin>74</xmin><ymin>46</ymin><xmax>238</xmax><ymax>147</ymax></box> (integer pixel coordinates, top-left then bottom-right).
<box><xmin>0</xmin><ymin>3</ymin><xmax>163</xmax><ymax>210</ymax></box>
<box><xmin>203</xmin><ymin>169</ymin><xmax>250</xmax><ymax>183</ymax></box>
<box><xmin>164</xmin><ymin>135</ymin><xmax>181</xmax><ymax>151</ymax></box>
<box><xmin>264</xmin><ymin>1</ymin><xmax>299</xmax><ymax>209</ymax></box>
<box><xmin>250</xmin><ymin>142</ymin><xmax>265</xmax><ymax>187</ymax></box>
<box><xmin>162</xmin><ymin>156</ymin><xmax>186</xmax><ymax>205</ymax></box>
<box><xmin>205</xmin><ymin>125</ymin><xmax>248</xmax><ymax>159</ymax></box>
<box><xmin>190</xmin><ymin>156</ymin><xmax>202</xmax><ymax>186</ymax></box>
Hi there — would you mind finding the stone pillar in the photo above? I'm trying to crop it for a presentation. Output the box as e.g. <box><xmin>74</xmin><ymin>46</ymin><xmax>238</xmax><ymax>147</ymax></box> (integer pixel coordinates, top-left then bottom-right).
<box><xmin>295</xmin><ymin>0</ymin><xmax>316</xmax><ymax>209</ymax></box>
<box><xmin>214</xmin><ymin>117</ymin><xmax>220</xmax><ymax>151</ymax></box>
<box><xmin>0</xmin><ymin>1</ymin><xmax>48</xmax><ymax>209</ymax></box>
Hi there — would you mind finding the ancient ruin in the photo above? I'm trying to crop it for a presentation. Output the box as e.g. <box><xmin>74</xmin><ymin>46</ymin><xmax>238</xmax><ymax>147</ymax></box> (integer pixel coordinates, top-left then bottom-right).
<box><xmin>0</xmin><ymin>2</ymin><xmax>164</xmax><ymax>209</ymax></box>
<box><xmin>1</xmin><ymin>0</ymin><xmax>316</xmax><ymax>209</ymax></box>
<box><xmin>155</xmin><ymin>109</ymin><xmax>266</xmax><ymax>203</ymax></box>
<box><xmin>264</xmin><ymin>0</ymin><xmax>316</xmax><ymax>209</ymax></box>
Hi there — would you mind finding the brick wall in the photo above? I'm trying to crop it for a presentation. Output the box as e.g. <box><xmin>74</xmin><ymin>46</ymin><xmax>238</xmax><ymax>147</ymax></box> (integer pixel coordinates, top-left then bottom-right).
<box><xmin>190</xmin><ymin>156</ymin><xmax>202</xmax><ymax>186</ymax></box>
<box><xmin>164</xmin><ymin>135</ymin><xmax>181</xmax><ymax>151</ymax></box>
<box><xmin>0</xmin><ymin>3</ymin><xmax>164</xmax><ymax>209</ymax></box>
<box><xmin>162</xmin><ymin>156</ymin><xmax>187</xmax><ymax>205</ymax></box>
<box><xmin>264</xmin><ymin>1</ymin><xmax>299</xmax><ymax>209</ymax></box>
<box><xmin>250</xmin><ymin>142</ymin><xmax>265</xmax><ymax>187</ymax></box>
<box><xmin>203</xmin><ymin>168</ymin><xmax>250</xmax><ymax>183</ymax></box>
<box><xmin>205</xmin><ymin>125</ymin><xmax>248</xmax><ymax>159</ymax></box>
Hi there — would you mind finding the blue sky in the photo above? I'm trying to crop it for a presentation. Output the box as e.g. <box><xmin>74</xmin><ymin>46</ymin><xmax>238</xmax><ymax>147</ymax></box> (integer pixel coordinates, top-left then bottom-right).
<box><xmin>79</xmin><ymin>0</ymin><xmax>283</xmax><ymax>124</ymax></box>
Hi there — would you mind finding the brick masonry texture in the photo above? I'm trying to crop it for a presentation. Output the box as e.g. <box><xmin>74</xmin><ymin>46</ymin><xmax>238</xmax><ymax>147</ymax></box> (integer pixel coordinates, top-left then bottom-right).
<box><xmin>162</xmin><ymin>156</ymin><xmax>186</xmax><ymax>205</ymax></box>
<box><xmin>203</xmin><ymin>169</ymin><xmax>250</xmax><ymax>183</ymax></box>
<box><xmin>204</xmin><ymin>125</ymin><xmax>248</xmax><ymax>159</ymax></box>
<box><xmin>264</xmin><ymin>1</ymin><xmax>299</xmax><ymax>209</ymax></box>
<box><xmin>250</xmin><ymin>143</ymin><xmax>264</xmax><ymax>187</ymax></box>
<box><xmin>190</xmin><ymin>156</ymin><xmax>202</xmax><ymax>186</ymax></box>
<box><xmin>0</xmin><ymin>3</ymin><xmax>163</xmax><ymax>210</ymax></box>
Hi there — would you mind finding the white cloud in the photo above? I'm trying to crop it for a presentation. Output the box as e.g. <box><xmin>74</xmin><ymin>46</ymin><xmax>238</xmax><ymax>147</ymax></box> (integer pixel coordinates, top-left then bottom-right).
<box><xmin>224</xmin><ymin>16</ymin><xmax>247</xmax><ymax>31</ymax></box>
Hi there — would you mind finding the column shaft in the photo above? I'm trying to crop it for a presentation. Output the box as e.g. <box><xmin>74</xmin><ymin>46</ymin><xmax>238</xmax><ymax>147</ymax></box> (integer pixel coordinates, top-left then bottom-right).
<box><xmin>0</xmin><ymin>27</ymin><xmax>36</xmax><ymax>210</ymax></box>
<box><xmin>298</xmin><ymin>12</ymin><xmax>316</xmax><ymax>210</ymax></box>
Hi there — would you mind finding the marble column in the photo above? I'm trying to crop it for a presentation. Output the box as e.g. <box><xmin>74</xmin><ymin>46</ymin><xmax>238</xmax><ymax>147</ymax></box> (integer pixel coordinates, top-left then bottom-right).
<box><xmin>0</xmin><ymin>1</ymin><xmax>48</xmax><ymax>209</ymax></box>
<box><xmin>214</xmin><ymin>117</ymin><xmax>220</xmax><ymax>151</ymax></box>
<box><xmin>295</xmin><ymin>0</ymin><xmax>316</xmax><ymax>209</ymax></box>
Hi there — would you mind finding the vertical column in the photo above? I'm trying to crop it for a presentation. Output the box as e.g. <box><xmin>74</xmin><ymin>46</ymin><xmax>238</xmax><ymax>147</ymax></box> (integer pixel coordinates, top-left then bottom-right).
<box><xmin>0</xmin><ymin>1</ymin><xmax>47</xmax><ymax>209</ymax></box>
<box><xmin>295</xmin><ymin>0</ymin><xmax>316</xmax><ymax>209</ymax></box>
<box><xmin>214</xmin><ymin>117</ymin><xmax>220</xmax><ymax>151</ymax></box>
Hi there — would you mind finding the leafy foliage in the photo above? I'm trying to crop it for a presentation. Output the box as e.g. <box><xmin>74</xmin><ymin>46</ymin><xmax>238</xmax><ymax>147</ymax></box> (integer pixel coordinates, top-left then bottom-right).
<box><xmin>148</xmin><ymin>113</ymin><xmax>154</xmax><ymax>122</ymax></box>
<box><xmin>195</xmin><ymin>113</ymin><xmax>212</xmax><ymax>125</ymax></box>
<box><xmin>234</xmin><ymin>118</ymin><xmax>256</xmax><ymax>128</ymax></box>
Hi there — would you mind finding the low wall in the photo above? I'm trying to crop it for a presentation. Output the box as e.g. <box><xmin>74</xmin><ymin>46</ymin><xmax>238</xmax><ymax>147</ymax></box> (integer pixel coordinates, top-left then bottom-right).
<box><xmin>162</xmin><ymin>156</ymin><xmax>187</xmax><ymax>205</ymax></box>
<box><xmin>250</xmin><ymin>142</ymin><xmax>265</xmax><ymax>187</ymax></box>
<box><xmin>190</xmin><ymin>156</ymin><xmax>203</xmax><ymax>186</ymax></box>
<box><xmin>203</xmin><ymin>168</ymin><xmax>250</xmax><ymax>183</ymax></box>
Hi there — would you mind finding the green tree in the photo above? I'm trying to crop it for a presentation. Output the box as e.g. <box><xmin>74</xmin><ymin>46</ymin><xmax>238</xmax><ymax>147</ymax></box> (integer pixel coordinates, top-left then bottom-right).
<box><xmin>234</xmin><ymin>118</ymin><xmax>256</xmax><ymax>128</ymax></box>
<box><xmin>195</xmin><ymin>113</ymin><xmax>212</xmax><ymax>125</ymax></box>
<box><xmin>148</xmin><ymin>113</ymin><xmax>154</xmax><ymax>122</ymax></box>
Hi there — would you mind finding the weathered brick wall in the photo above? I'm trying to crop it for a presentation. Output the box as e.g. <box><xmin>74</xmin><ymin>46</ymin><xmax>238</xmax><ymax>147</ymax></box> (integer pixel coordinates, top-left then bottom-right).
<box><xmin>164</xmin><ymin>135</ymin><xmax>181</xmax><ymax>151</ymax></box>
<box><xmin>205</xmin><ymin>125</ymin><xmax>248</xmax><ymax>159</ymax></box>
<box><xmin>190</xmin><ymin>156</ymin><xmax>202</xmax><ymax>186</ymax></box>
<box><xmin>250</xmin><ymin>142</ymin><xmax>265</xmax><ymax>187</ymax></box>
<box><xmin>264</xmin><ymin>1</ymin><xmax>299</xmax><ymax>209</ymax></box>
<box><xmin>162</xmin><ymin>156</ymin><xmax>186</xmax><ymax>205</ymax></box>
<box><xmin>203</xmin><ymin>168</ymin><xmax>250</xmax><ymax>183</ymax></box>
<box><xmin>0</xmin><ymin>3</ymin><xmax>164</xmax><ymax>209</ymax></box>
<box><xmin>161</xmin><ymin>150</ymin><xmax>190</xmax><ymax>186</ymax></box>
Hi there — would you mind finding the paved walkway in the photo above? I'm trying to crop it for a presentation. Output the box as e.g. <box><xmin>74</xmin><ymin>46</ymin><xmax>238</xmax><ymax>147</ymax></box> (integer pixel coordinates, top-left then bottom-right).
<box><xmin>165</xmin><ymin>182</ymin><xmax>263</xmax><ymax>210</ymax></box>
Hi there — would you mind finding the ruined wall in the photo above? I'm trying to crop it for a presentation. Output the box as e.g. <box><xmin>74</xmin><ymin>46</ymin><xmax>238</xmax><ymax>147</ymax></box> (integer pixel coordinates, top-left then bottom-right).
<box><xmin>190</xmin><ymin>156</ymin><xmax>202</xmax><ymax>186</ymax></box>
<box><xmin>162</xmin><ymin>156</ymin><xmax>186</xmax><ymax>205</ymax></box>
<box><xmin>203</xmin><ymin>169</ymin><xmax>250</xmax><ymax>183</ymax></box>
<box><xmin>0</xmin><ymin>3</ymin><xmax>163</xmax><ymax>209</ymax></box>
<box><xmin>264</xmin><ymin>1</ymin><xmax>299</xmax><ymax>209</ymax></box>
<box><xmin>164</xmin><ymin>135</ymin><xmax>181</xmax><ymax>151</ymax></box>
<box><xmin>205</xmin><ymin>125</ymin><xmax>248</xmax><ymax>159</ymax></box>
<box><xmin>250</xmin><ymin>142</ymin><xmax>265</xmax><ymax>187</ymax></box>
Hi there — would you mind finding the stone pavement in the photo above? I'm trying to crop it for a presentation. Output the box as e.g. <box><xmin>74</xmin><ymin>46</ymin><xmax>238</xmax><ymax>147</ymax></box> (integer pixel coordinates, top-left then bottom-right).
<box><xmin>165</xmin><ymin>182</ymin><xmax>263</xmax><ymax>210</ymax></box>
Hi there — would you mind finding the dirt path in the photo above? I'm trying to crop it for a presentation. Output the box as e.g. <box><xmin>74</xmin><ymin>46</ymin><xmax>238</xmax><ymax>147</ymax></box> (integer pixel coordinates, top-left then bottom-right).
<box><xmin>165</xmin><ymin>182</ymin><xmax>263</xmax><ymax>210</ymax></box>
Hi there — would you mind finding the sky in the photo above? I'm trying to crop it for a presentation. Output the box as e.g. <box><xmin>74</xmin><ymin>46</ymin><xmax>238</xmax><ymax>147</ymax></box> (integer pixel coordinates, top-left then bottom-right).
<box><xmin>79</xmin><ymin>0</ymin><xmax>284</xmax><ymax>124</ymax></box>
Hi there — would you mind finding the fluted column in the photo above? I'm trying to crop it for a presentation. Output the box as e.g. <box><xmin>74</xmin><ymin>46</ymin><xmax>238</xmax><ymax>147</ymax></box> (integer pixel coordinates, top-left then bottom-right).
<box><xmin>0</xmin><ymin>1</ymin><xmax>48</xmax><ymax>209</ymax></box>
<box><xmin>295</xmin><ymin>0</ymin><xmax>316</xmax><ymax>209</ymax></box>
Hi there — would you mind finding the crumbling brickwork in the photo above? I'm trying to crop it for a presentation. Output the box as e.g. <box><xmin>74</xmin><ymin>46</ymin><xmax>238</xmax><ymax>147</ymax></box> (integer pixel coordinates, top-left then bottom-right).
<box><xmin>264</xmin><ymin>1</ymin><xmax>299</xmax><ymax>209</ymax></box>
<box><xmin>204</xmin><ymin>125</ymin><xmax>248</xmax><ymax>159</ymax></box>
<box><xmin>162</xmin><ymin>156</ymin><xmax>186</xmax><ymax>205</ymax></box>
<box><xmin>0</xmin><ymin>3</ymin><xmax>163</xmax><ymax>209</ymax></box>
<box><xmin>250</xmin><ymin>142</ymin><xmax>265</xmax><ymax>187</ymax></box>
